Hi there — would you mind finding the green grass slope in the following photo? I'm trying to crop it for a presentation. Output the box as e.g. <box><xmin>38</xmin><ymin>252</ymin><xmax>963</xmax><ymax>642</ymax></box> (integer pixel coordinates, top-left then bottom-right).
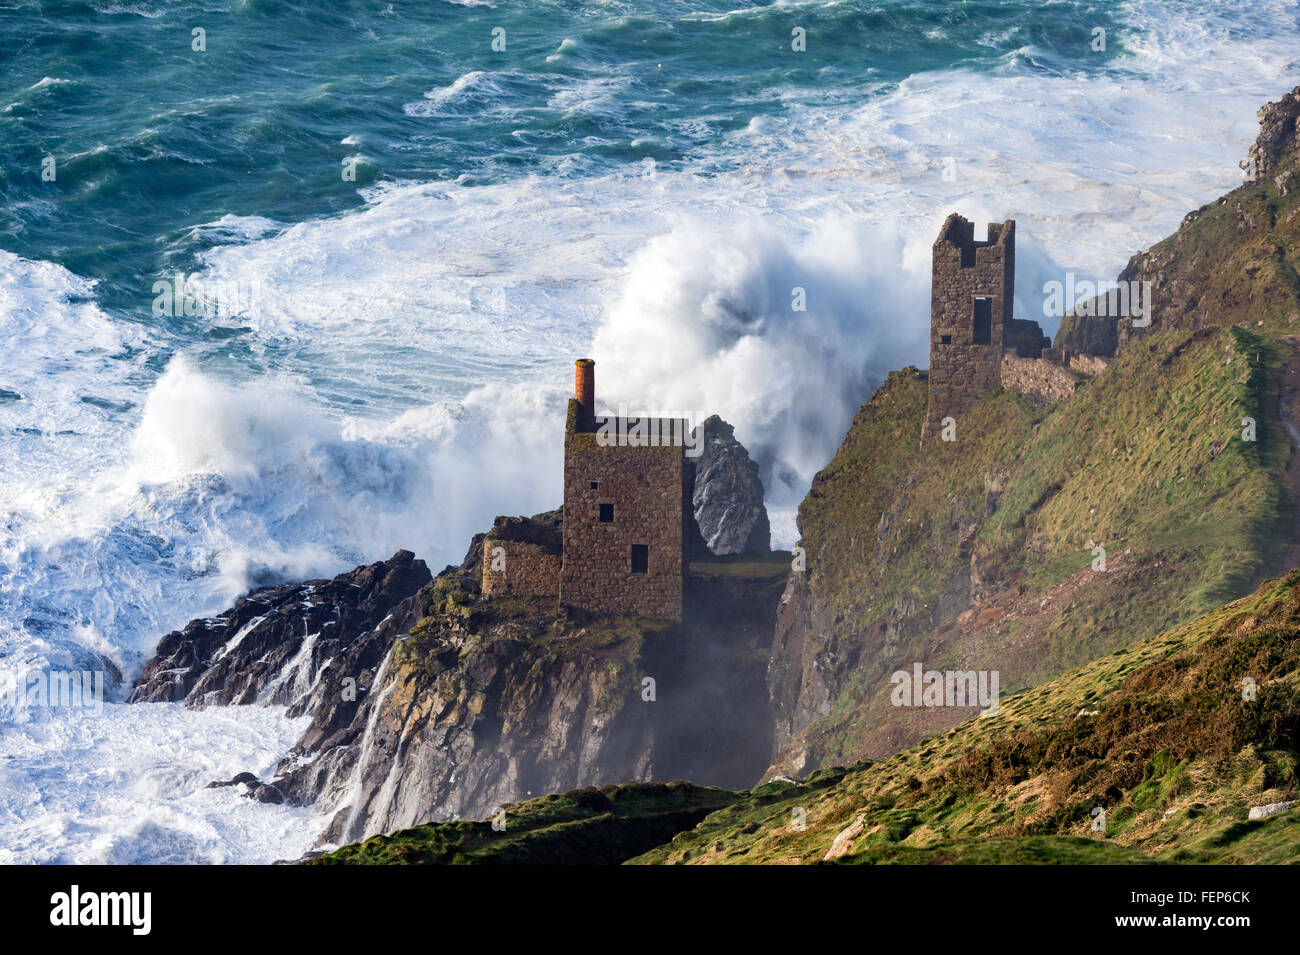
<box><xmin>779</xmin><ymin>324</ymin><xmax>1289</xmax><ymax>768</ymax></box>
<box><xmin>636</xmin><ymin>570</ymin><xmax>1300</xmax><ymax>864</ymax></box>
<box><xmin>311</xmin><ymin>782</ymin><xmax>737</xmax><ymax>865</ymax></box>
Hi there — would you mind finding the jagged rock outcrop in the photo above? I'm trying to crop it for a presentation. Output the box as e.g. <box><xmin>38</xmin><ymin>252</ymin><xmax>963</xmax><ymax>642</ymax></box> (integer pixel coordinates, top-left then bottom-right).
<box><xmin>1054</xmin><ymin>311</ymin><xmax>1118</xmax><ymax>358</ymax></box>
<box><xmin>280</xmin><ymin>565</ymin><xmax>784</xmax><ymax>846</ymax></box>
<box><xmin>283</xmin><ymin>589</ymin><xmax>667</xmax><ymax>845</ymax></box>
<box><xmin>1095</xmin><ymin>85</ymin><xmax>1300</xmax><ymax>353</ymax></box>
<box><xmin>129</xmin><ymin>550</ymin><xmax>432</xmax><ymax>709</ymax></box>
<box><xmin>132</xmin><ymin>538</ymin><xmax>787</xmax><ymax>846</ymax></box>
<box><xmin>688</xmin><ymin>415</ymin><xmax>770</xmax><ymax>555</ymax></box>
<box><xmin>1246</xmin><ymin>86</ymin><xmax>1300</xmax><ymax>181</ymax></box>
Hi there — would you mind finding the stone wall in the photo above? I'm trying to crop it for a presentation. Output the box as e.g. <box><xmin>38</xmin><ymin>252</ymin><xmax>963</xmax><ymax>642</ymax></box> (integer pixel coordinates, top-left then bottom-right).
<box><xmin>1069</xmin><ymin>353</ymin><xmax>1110</xmax><ymax>377</ymax></box>
<box><xmin>481</xmin><ymin>540</ymin><xmax>561</xmax><ymax>598</ymax></box>
<box><xmin>999</xmin><ymin>352</ymin><xmax>1082</xmax><ymax>408</ymax></box>
<box><xmin>923</xmin><ymin>214</ymin><xmax>1015</xmax><ymax>441</ymax></box>
<box><xmin>561</xmin><ymin>400</ymin><xmax>686</xmax><ymax>622</ymax></box>
<box><xmin>1005</xmin><ymin>317</ymin><xmax>1051</xmax><ymax>358</ymax></box>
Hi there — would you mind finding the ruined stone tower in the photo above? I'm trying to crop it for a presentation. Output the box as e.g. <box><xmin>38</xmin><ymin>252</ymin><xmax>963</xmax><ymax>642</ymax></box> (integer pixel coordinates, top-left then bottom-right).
<box><xmin>559</xmin><ymin>359</ymin><xmax>687</xmax><ymax>622</ymax></box>
<box><xmin>923</xmin><ymin>213</ymin><xmax>1015</xmax><ymax>442</ymax></box>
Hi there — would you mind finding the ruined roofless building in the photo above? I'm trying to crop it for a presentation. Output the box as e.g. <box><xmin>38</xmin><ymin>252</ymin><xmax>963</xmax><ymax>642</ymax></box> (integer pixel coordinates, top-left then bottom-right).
<box><xmin>922</xmin><ymin>213</ymin><xmax>1016</xmax><ymax>442</ymax></box>
<box><xmin>478</xmin><ymin>359</ymin><xmax>691</xmax><ymax>622</ymax></box>
<box><xmin>559</xmin><ymin>359</ymin><xmax>689</xmax><ymax>622</ymax></box>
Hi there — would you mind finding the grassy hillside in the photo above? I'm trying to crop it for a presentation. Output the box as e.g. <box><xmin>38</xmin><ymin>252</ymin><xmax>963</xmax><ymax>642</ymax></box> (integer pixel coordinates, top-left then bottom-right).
<box><xmin>637</xmin><ymin>570</ymin><xmax>1300</xmax><ymax>865</ymax></box>
<box><xmin>776</xmin><ymin>324</ymin><xmax>1290</xmax><ymax>769</ymax></box>
<box><xmin>311</xmin><ymin>782</ymin><xmax>737</xmax><ymax>865</ymax></box>
<box><xmin>317</xmin><ymin>571</ymin><xmax>1300</xmax><ymax>864</ymax></box>
<box><xmin>1118</xmin><ymin>151</ymin><xmax>1300</xmax><ymax>347</ymax></box>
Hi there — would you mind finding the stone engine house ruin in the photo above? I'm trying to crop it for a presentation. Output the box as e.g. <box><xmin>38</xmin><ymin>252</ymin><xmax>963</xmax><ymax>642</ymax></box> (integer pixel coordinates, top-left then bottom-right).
<box><xmin>923</xmin><ymin>212</ymin><xmax>1076</xmax><ymax>441</ymax></box>
<box><xmin>480</xmin><ymin>212</ymin><xmax>1087</xmax><ymax>617</ymax></box>
<box><xmin>560</xmin><ymin>359</ymin><xmax>688</xmax><ymax>622</ymax></box>
<box><xmin>480</xmin><ymin>359</ymin><xmax>689</xmax><ymax>623</ymax></box>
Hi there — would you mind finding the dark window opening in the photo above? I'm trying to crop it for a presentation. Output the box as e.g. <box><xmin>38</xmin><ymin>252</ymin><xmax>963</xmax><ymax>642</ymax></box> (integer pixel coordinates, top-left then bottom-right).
<box><xmin>599</xmin><ymin>503</ymin><xmax>614</xmax><ymax>523</ymax></box>
<box><xmin>972</xmin><ymin>297</ymin><xmax>992</xmax><ymax>345</ymax></box>
<box><xmin>589</xmin><ymin>481</ymin><xmax>598</xmax><ymax>489</ymax></box>
<box><xmin>940</xmin><ymin>334</ymin><xmax>952</xmax><ymax>345</ymax></box>
<box><xmin>631</xmin><ymin>544</ymin><xmax>648</xmax><ymax>574</ymax></box>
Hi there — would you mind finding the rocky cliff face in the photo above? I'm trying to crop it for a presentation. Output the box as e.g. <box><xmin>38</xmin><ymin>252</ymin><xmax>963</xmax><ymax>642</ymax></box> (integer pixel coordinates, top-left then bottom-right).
<box><xmin>295</xmin><ymin>564</ymin><xmax>786</xmax><ymax>846</ymax></box>
<box><xmin>688</xmin><ymin>415</ymin><xmax>770</xmax><ymax>555</ymax></box>
<box><xmin>765</xmin><ymin>321</ymin><xmax>1287</xmax><ymax>776</ymax></box>
<box><xmin>1054</xmin><ymin>311</ymin><xmax>1118</xmax><ymax>358</ymax></box>
<box><xmin>1246</xmin><ymin>85</ymin><xmax>1300</xmax><ymax>183</ymax></box>
<box><xmin>130</xmin><ymin>550</ymin><xmax>432</xmax><ymax>709</ymax></box>
<box><xmin>1057</xmin><ymin>85</ymin><xmax>1300</xmax><ymax>356</ymax></box>
<box><xmin>133</xmin><ymin>553</ymin><xmax>784</xmax><ymax>847</ymax></box>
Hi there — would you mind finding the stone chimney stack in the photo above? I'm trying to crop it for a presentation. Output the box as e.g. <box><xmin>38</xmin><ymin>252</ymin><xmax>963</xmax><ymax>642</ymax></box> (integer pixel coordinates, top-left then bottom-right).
<box><xmin>575</xmin><ymin>358</ymin><xmax>595</xmax><ymax>426</ymax></box>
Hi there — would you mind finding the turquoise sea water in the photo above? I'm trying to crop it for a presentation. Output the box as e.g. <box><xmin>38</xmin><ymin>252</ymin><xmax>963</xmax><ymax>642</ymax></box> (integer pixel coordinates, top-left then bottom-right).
<box><xmin>0</xmin><ymin>0</ymin><xmax>1297</xmax><ymax>862</ymax></box>
<box><xmin>2</xmin><ymin>1</ymin><xmax>1125</xmax><ymax>303</ymax></box>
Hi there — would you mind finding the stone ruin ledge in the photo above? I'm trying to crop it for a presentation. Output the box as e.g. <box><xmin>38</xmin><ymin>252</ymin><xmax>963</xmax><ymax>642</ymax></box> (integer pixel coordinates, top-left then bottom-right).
<box><xmin>999</xmin><ymin>351</ymin><xmax>1084</xmax><ymax>408</ymax></box>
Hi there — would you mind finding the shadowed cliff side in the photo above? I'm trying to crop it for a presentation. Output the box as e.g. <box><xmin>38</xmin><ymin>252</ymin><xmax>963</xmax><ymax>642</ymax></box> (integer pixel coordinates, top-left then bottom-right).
<box><xmin>314</xmin><ymin>570</ymin><xmax>1300</xmax><ymax>865</ymax></box>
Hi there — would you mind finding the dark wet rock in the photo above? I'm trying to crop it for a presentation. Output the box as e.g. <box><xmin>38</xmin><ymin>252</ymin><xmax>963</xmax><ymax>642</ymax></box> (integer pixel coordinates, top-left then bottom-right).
<box><xmin>206</xmin><ymin>772</ymin><xmax>259</xmax><ymax>789</ymax></box>
<box><xmin>129</xmin><ymin>550</ymin><xmax>431</xmax><ymax>710</ymax></box>
<box><xmin>688</xmin><ymin>415</ymin><xmax>770</xmax><ymax>556</ymax></box>
<box><xmin>249</xmin><ymin>783</ymin><xmax>286</xmax><ymax>805</ymax></box>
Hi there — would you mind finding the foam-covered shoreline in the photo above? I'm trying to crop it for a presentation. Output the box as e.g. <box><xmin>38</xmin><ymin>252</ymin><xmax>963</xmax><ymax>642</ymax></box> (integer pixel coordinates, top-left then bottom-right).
<box><xmin>1</xmin><ymin>0</ymin><xmax>1298</xmax><ymax>863</ymax></box>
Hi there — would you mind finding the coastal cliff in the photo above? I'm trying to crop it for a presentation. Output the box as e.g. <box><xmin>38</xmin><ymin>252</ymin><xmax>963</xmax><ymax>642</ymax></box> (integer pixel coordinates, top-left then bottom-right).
<box><xmin>765</xmin><ymin>87</ymin><xmax>1300</xmax><ymax>778</ymax></box>
<box><xmin>131</xmin><ymin>87</ymin><xmax>1300</xmax><ymax>864</ymax></box>
<box><xmin>323</xmin><ymin>569</ymin><xmax>1300</xmax><ymax>864</ymax></box>
<box><xmin>1058</xmin><ymin>87</ymin><xmax>1300</xmax><ymax>357</ymax></box>
<box><xmin>131</xmin><ymin>420</ymin><xmax>785</xmax><ymax>847</ymax></box>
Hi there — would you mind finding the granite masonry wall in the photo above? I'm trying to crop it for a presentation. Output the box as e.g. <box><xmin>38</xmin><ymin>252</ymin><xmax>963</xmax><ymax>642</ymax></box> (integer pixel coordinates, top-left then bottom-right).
<box><xmin>481</xmin><ymin>540</ymin><xmax>561</xmax><ymax>598</ymax></box>
<box><xmin>923</xmin><ymin>213</ymin><xmax>1015</xmax><ymax>442</ymax></box>
<box><xmin>560</xmin><ymin>399</ymin><xmax>686</xmax><ymax>622</ymax></box>
<box><xmin>999</xmin><ymin>352</ymin><xmax>1082</xmax><ymax>408</ymax></box>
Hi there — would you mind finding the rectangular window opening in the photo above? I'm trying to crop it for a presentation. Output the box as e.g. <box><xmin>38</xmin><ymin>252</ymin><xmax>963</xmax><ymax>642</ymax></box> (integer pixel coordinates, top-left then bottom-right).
<box><xmin>940</xmin><ymin>334</ymin><xmax>952</xmax><ymax>345</ymax></box>
<box><xmin>599</xmin><ymin>503</ymin><xmax>614</xmax><ymax>523</ymax></box>
<box><xmin>630</xmin><ymin>544</ymin><xmax>648</xmax><ymax>574</ymax></box>
<box><xmin>972</xmin><ymin>297</ymin><xmax>992</xmax><ymax>345</ymax></box>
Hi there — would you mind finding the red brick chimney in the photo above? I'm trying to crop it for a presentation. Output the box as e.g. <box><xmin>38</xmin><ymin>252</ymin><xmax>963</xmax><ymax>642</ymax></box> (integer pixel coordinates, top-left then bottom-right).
<box><xmin>575</xmin><ymin>358</ymin><xmax>595</xmax><ymax>425</ymax></box>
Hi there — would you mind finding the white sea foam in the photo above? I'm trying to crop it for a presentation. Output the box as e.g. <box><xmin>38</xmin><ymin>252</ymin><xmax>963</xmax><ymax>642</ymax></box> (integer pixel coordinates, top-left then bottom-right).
<box><xmin>0</xmin><ymin>702</ymin><xmax>316</xmax><ymax>864</ymax></box>
<box><xmin>404</xmin><ymin>70</ymin><xmax>511</xmax><ymax>116</ymax></box>
<box><xmin>1</xmin><ymin>0</ymin><xmax>1298</xmax><ymax>863</ymax></box>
